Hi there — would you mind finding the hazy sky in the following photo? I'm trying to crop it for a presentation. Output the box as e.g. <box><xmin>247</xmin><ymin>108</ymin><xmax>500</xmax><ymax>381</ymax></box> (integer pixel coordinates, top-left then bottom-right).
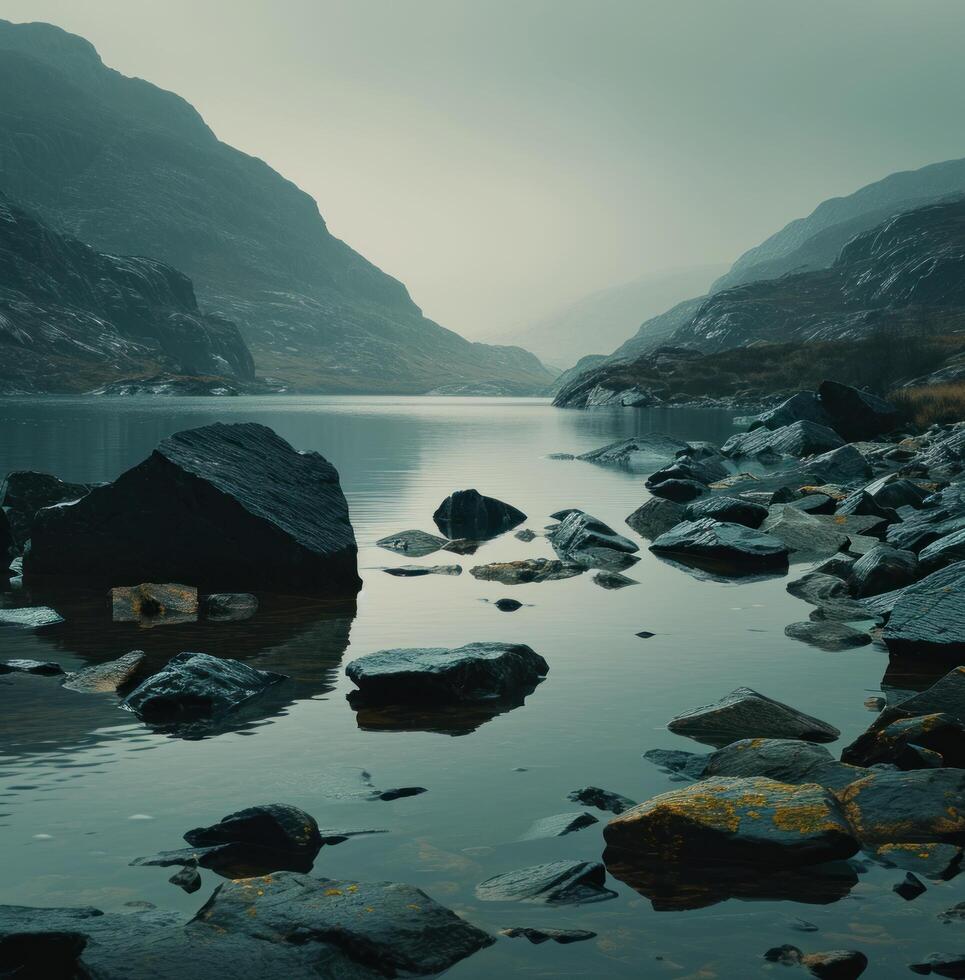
<box><xmin>3</xmin><ymin>0</ymin><xmax>965</xmax><ymax>338</ymax></box>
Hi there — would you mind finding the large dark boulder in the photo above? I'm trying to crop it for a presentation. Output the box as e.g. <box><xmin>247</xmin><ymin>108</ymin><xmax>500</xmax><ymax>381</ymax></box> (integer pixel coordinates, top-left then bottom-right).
<box><xmin>646</xmin><ymin>457</ymin><xmax>728</xmax><ymax>488</ymax></box>
<box><xmin>432</xmin><ymin>489</ymin><xmax>525</xmax><ymax>539</ymax></box>
<box><xmin>882</xmin><ymin>562</ymin><xmax>965</xmax><ymax>658</ymax></box>
<box><xmin>0</xmin><ymin>470</ymin><xmax>93</xmax><ymax>550</ymax></box>
<box><xmin>847</xmin><ymin>545</ymin><xmax>918</xmax><ymax>598</ymax></box>
<box><xmin>761</xmin><ymin>507</ymin><xmax>850</xmax><ymax>557</ymax></box>
<box><xmin>604</xmin><ymin>777</ymin><xmax>858</xmax><ymax>867</ymax></box>
<box><xmin>626</xmin><ymin>497</ymin><xmax>685</xmax><ymax>539</ymax></box>
<box><xmin>648</xmin><ymin>478</ymin><xmax>707</xmax><ymax>503</ymax></box>
<box><xmin>345</xmin><ymin>642</ymin><xmax>548</xmax><ymax>704</ymax></box>
<box><xmin>650</xmin><ymin>518</ymin><xmax>789</xmax><ymax>573</ymax></box>
<box><xmin>668</xmin><ymin>687</ymin><xmax>840</xmax><ymax>747</ymax></box>
<box><xmin>122</xmin><ymin>652</ymin><xmax>287</xmax><ymax>730</ymax></box>
<box><xmin>24</xmin><ymin>423</ymin><xmax>361</xmax><ymax>596</ymax></box>
<box><xmin>818</xmin><ymin>380</ymin><xmax>903</xmax><ymax>441</ymax></box>
<box><xmin>547</xmin><ymin>511</ymin><xmax>638</xmax><ymax>561</ymax></box>
<box><xmin>836</xmin><ymin>768</ymin><xmax>965</xmax><ymax>844</ymax></box>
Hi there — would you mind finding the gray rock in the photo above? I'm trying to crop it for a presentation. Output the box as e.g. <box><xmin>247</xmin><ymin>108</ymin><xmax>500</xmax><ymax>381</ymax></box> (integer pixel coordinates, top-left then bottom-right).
<box><xmin>475</xmin><ymin>860</ymin><xmax>616</xmax><ymax>905</ymax></box>
<box><xmin>908</xmin><ymin>952</ymin><xmax>965</xmax><ymax>976</ymax></box>
<box><xmin>433</xmin><ymin>489</ymin><xmax>525</xmax><ymax>539</ymax></box>
<box><xmin>627</xmin><ymin>497</ymin><xmax>684</xmax><ymax>541</ymax></box>
<box><xmin>567</xmin><ymin>786</ymin><xmax>637</xmax><ymax>815</ymax></box>
<box><xmin>0</xmin><ymin>606</ymin><xmax>64</xmax><ymax>628</ymax></box>
<box><xmin>642</xmin><ymin>748</ymin><xmax>709</xmax><ymax>780</ymax></box>
<box><xmin>203</xmin><ymin>593</ymin><xmax>258</xmax><ymax>621</ymax></box>
<box><xmin>604</xmin><ymin>777</ymin><xmax>858</xmax><ymax>867</ymax></box>
<box><xmin>667</xmin><ymin>687</ymin><xmax>840</xmax><ymax>747</ymax></box>
<box><xmin>871</xmin><ymin>842</ymin><xmax>963</xmax><ymax>880</ymax></box>
<box><xmin>469</xmin><ymin>558</ymin><xmax>584</xmax><ymax>585</ymax></box>
<box><xmin>787</xmin><ymin>572</ymin><xmax>850</xmax><ymax>605</ymax></box>
<box><xmin>592</xmin><ymin>571</ymin><xmax>637</xmax><ymax>589</ymax></box>
<box><xmin>577</xmin><ymin>435</ymin><xmax>688</xmax><ymax>469</ymax></box>
<box><xmin>494</xmin><ymin>598</ymin><xmax>523</xmax><ymax>611</ymax></box>
<box><xmin>883</xmin><ymin>562</ymin><xmax>965</xmax><ymax>658</ymax></box>
<box><xmin>111</xmin><ymin>583</ymin><xmax>198</xmax><ymax>624</ymax></box>
<box><xmin>24</xmin><ymin>423</ymin><xmax>361</xmax><ymax>596</ymax></box>
<box><xmin>376</xmin><ymin>529</ymin><xmax>448</xmax><ymax>557</ymax></box>
<box><xmin>722</xmin><ymin>421</ymin><xmax>844</xmax><ymax>459</ymax></box>
<box><xmin>345</xmin><ymin>642</ymin><xmax>548</xmax><ymax>704</ymax></box>
<box><xmin>519</xmin><ymin>811</ymin><xmax>599</xmax><ymax>840</ymax></box>
<box><xmin>64</xmin><ymin>651</ymin><xmax>147</xmax><ymax>693</ymax></box>
<box><xmin>650</xmin><ymin>518</ymin><xmax>789</xmax><ymax>573</ymax></box>
<box><xmin>761</xmin><ymin>506</ymin><xmax>850</xmax><ymax>556</ymax></box>
<box><xmin>801</xmin><ymin>444</ymin><xmax>872</xmax><ymax>485</ymax></box>
<box><xmin>499</xmin><ymin>927</ymin><xmax>596</xmax><ymax>944</ymax></box>
<box><xmin>647</xmin><ymin>457</ymin><xmax>729</xmax><ymax>488</ymax></box>
<box><xmin>847</xmin><ymin>545</ymin><xmax>918</xmax><ymax>598</ymax></box>
<box><xmin>809</xmin><ymin>599</ymin><xmax>882</xmax><ymax>624</ymax></box>
<box><xmin>382</xmin><ymin>564</ymin><xmax>462</xmax><ymax>577</ymax></box>
<box><xmin>122</xmin><ymin>652</ymin><xmax>287</xmax><ymax>730</ymax></box>
<box><xmin>685</xmin><ymin>495</ymin><xmax>768</xmax><ymax>528</ymax></box>
<box><xmin>750</xmin><ymin>391</ymin><xmax>835</xmax><ymax>432</ymax></box>
<box><xmin>790</xmin><ymin>493</ymin><xmax>836</xmax><ymax>515</ymax></box>
<box><xmin>785</xmin><ymin>621</ymin><xmax>872</xmax><ymax>651</ymax></box>
<box><xmin>862</xmin><ymin>474</ymin><xmax>930</xmax><ymax>511</ymax></box>
<box><xmin>919</xmin><ymin>527</ymin><xmax>965</xmax><ymax>575</ymax></box>
<box><xmin>0</xmin><ymin>658</ymin><xmax>63</xmax><ymax>675</ymax></box>
<box><xmin>702</xmin><ymin>738</ymin><xmax>866</xmax><ymax>791</ymax></box>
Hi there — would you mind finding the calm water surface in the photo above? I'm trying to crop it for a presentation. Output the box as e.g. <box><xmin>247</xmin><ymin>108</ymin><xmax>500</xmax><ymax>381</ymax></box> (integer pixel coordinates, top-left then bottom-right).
<box><xmin>0</xmin><ymin>396</ymin><xmax>956</xmax><ymax>977</ymax></box>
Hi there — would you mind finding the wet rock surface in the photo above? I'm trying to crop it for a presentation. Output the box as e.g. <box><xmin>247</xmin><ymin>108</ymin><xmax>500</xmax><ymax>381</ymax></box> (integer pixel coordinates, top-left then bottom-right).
<box><xmin>668</xmin><ymin>687</ymin><xmax>840</xmax><ymax>746</ymax></box>
<box><xmin>518</xmin><ymin>811</ymin><xmax>599</xmax><ymax>840</ymax></box>
<box><xmin>469</xmin><ymin>558</ymin><xmax>584</xmax><ymax>584</ymax></box>
<box><xmin>382</xmin><ymin>564</ymin><xmax>462</xmax><ymax>577</ymax></box>
<box><xmin>567</xmin><ymin>786</ymin><xmax>637</xmax><ymax>814</ymax></box>
<box><xmin>0</xmin><ymin>470</ymin><xmax>93</xmax><ymax>549</ymax></box>
<box><xmin>650</xmin><ymin>518</ymin><xmax>789</xmax><ymax>573</ymax></box>
<box><xmin>24</xmin><ymin>423</ymin><xmax>361</xmax><ymax>596</ymax></box>
<box><xmin>111</xmin><ymin>583</ymin><xmax>199</xmax><ymax>624</ymax></box>
<box><xmin>475</xmin><ymin>860</ymin><xmax>617</xmax><ymax>905</ymax></box>
<box><xmin>784</xmin><ymin>621</ymin><xmax>872</xmax><ymax>651</ymax></box>
<box><xmin>346</xmin><ymin>642</ymin><xmax>548</xmax><ymax>705</ymax></box>
<box><xmin>883</xmin><ymin>561</ymin><xmax>965</xmax><ymax>658</ymax></box>
<box><xmin>433</xmin><ymin>489</ymin><xmax>525</xmax><ymax>539</ymax></box>
<box><xmin>203</xmin><ymin>593</ymin><xmax>258</xmax><ymax>621</ymax></box>
<box><xmin>0</xmin><ymin>606</ymin><xmax>64</xmax><ymax>629</ymax></box>
<box><xmin>64</xmin><ymin>651</ymin><xmax>147</xmax><ymax>693</ymax></box>
<box><xmin>375</xmin><ymin>529</ymin><xmax>448</xmax><ymax>557</ymax></box>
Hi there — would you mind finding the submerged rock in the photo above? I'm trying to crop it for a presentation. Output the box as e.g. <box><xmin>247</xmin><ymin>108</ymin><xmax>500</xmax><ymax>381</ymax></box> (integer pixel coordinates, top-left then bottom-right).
<box><xmin>499</xmin><ymin>927</ymin><xmax>596</xmax><ymax>944</ymax></box>
<box><xmin>547</xmin><ymin>511</ymin><xmax>638</xmax><ymax>559</ymax></box>
<box><xmin>764</xmin><ymin>945</ymin><xmax>869</xmax><ymax>979</ymax></box>
<box><xmin>604</xmin><ymin>777</ymin><xmax>858</xmax><ymax>867</ymax></box>
<box><xmin>375</xmin><ymin>529</ymin><xmax>448</xmax><ymax>557</ymax></box>
<box><xmin>842</xmin><ymin>713</ymin><xmax>965</xmax><ymax>770</ymax></box>
<box><xmin>818</xmin><ymin>380</ymin><xmax>903</xmax><ymax>441</ymax></box>
<box><xmin>722</xmin><ymin>421</ymin><xmax>844</xmax><ymax>459</ymax></box>
<box><xmin>433</xmin><ymin>489</ymin><xmax>525</xmax><ymax>539</ymax></box>
<box><xmin>122</xmin><ymin>652</ymin><xmax>287</xmax><ymax>730</ymax></box>
<box><xmin>894</xmin><ymin>872</ymin><xmax>927</xmax><ymax>901</ymax></box>
<box><xmin>667</xmin><ymin>687</ymin><xmax>840</xmax><ymax>747</ymax></box>
<box><xmin>494</xmin><ymin>598</ymin><xmax>523</xmax><ymax>611</ymax></box>
<box><xmin>784</xmin><ymin>621</ymin><xmax>872</xmax><ymax>652</ymax></box>
<box><xmin>787</xmin><ymin>572</ymin><xmax>850</xmax><ymax>605</ymax></box>
<box><xmin>648</xmin><ymin>478</ymin><xmax>707</xmax><ymax>503</ymax></box>
<box><xmin>111</xmin><ymin>583</ymin><xmax>199</xmax><ymax>624</ymax></box>
<box><xmin>24</xmin><ymin>423</ymin><xmax>361</xmax><ymax>596</ymax></box>
<box><xmin>519</xmin><ymin>811</ymin><xmax>599</xmax><ymax>840</ymax></box>
<box><xmin>760</xmin><ymin>506</ymin><xmax>849</xmax><ymax>556</ymax></box>
<box><xmin>514</xmin><ymin>528</ymin><xmax>537</xmax><ymax>542</ymax></box>
<box><xmin>909</xmin><ymin>952</ymin><xmax>965</xmax><ymax>977</ymax></box>
<box><xmin>567</xmin><ymin>786</ymin><xmax>637</xmax><ymax>815</ymax></box>
<box><xmin>871</xmin><ymin>842</ymin><xmax>963</xmax><ymax>881</ymax></box>
<box><xmin>650</xmin><ymin>518</ymin><xmax>789</xmax><ymax>573</ymax></box>
<box><xmin>382</xmin><ymin>564</ymin><xmax>462</xmax><ymax>577</ymax></box>
<box><xmin>469</xmin><ymin>558</ymin><xmax>584</xmax><ymax>585</ymax></box>
<box><xmin>202</xmin><ymin>593</ymin><xmax>258</xmax><ymax>622</ymax></box>
<box><xmin>64</xmin><ymin>651</ymin><xmax>147</xmax><ymax>693</ymax></box>
<box><xmin>169</xmin><ymin>864</ymin><xmax>202</xmax><ymax>894</ymax></box>
<box><xmin>576</xmin><ymin>435</ymin><xmax>687</xmax><ymax>469</ymax></box>
<box><xmin>345</xmin><ymin>642</ymin><xmax>548</xmax><ymax>704</ymax></box>
<box><xmin>475</xmin><ymin>860</ymin><xmax>616</xmax><ymax>905</ymax></box>
<box><xmin>373</xmin><ymin>786</ymin><xmax>427</xmax><ymax>802</ymax></box>
<box><xmin>592</xmin><ymin>571</ymin><xmax>637</xmax><ymax>589</ymax></box>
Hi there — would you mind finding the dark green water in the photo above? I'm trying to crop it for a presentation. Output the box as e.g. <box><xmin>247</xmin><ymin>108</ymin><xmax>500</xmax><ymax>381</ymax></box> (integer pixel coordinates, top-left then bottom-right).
<box><xmin>0</xmin><ymin>396</ymin><xmax>956</xmax><ymax>977</ymax></box>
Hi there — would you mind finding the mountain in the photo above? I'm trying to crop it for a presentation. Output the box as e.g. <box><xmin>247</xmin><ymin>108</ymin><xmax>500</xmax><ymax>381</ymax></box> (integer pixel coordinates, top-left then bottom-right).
<box><xmin>0</xmin><ymin>19</ymin><xmax>552</xmax><ymax>394</ymax></box>
<box><xmin>713</xmin><ymin>157</ymin><xmax>965</xmax><ymax>293</ymax></box>
<box><xmin>555</xmin><ymin>196</ymin><xmax>965</xmax><ymax>406</ymax></box>
<box><xmin>486</xmin><ymin>265</ymin><xmax>726</xmax><ymax>368</ymax></box>
<box><xmin>0</xmin><ymin>190</ymin><xmax>255</xmax><ymax>394</ymax></box>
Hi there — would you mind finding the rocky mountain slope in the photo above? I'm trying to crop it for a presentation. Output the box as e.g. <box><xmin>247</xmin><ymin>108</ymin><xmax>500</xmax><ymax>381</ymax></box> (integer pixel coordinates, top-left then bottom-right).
<box><xmin>0</xmin><ymin>190</ymin><xmax>255</xmax><ymax>394</ymax></box>
<box><xmin>555</xmin><ymin>197</ymin><xmax>965</xmax><ymax>407</ymax></box>
<box><xmin>487</xmin><ymin>265</ymin><xmax>725</xmax><ymax>368</ymax></box>
<box><xmin>714</xmin><ymin>157</ymin><xmax>965</xmax><ymax>293</ymax></box>
<box><xmin>0</xmin><ymin>19</ymin><xmax>552</xmax><ymax>394</ymax></box>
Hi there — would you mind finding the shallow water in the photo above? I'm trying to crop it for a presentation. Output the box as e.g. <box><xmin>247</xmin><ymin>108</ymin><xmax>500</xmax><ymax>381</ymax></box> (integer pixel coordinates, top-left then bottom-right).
<box><xmin>0</xmin><ymin>396</ymin><xmax>957</xmax><ymax>977</ymax></box>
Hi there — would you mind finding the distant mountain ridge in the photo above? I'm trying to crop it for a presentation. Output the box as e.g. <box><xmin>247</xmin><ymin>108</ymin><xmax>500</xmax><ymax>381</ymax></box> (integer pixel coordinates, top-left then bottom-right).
<box><xmin>0</xmin><ymin>19</ymin><xmax>553</xmax><ymax>394</ymax></box>
<box><xmin>0</xmin><ymin>190</ymin><xmax>254</xmax><ymax>393</ymax></box>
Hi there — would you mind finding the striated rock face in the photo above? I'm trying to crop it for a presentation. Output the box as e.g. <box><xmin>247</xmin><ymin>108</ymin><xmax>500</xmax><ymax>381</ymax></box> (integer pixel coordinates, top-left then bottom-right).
<box><xmin>475</xmin><ymin>861</ymin><xmax>616</xmax><ymax>905</ymax></box>
<box><xmin>25</xmin><ymin>423</ymin><xmax>361</xmax><ymax>595</ymax></box>
<box><xmin>650</xmin><ymin>518</ymin><xmax>789</xmax><ymax>573</ymax></box>
<box><xmin>882</xmin><ymin>561</ymin><xmax>965</xmax><ymax>658</ymax></box>
<box><xmin>0</xmin><ymin>192</ymin><xmax>254</xmax><ymax>394</ymax></box>
<box><xmin>0</xmin><ymin>20</ymin><xmax>552</xmax><ymax>394</ymax></box>
<box><xmin>722</xmin><ymin>421</ymin><xmax>844</xmax><ymax>459</ymax></box>
<box><xmin>603</xmin><ymin>777</ymin><xmax>858</xmax><ymax>867</ymax></box>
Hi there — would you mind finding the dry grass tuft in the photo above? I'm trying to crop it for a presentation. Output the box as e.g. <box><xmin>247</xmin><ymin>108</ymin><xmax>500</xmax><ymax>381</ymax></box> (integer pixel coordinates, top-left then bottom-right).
<box><xmin>891</xmin><ymin>382</ymin><xmax>965</xmax><ymax>427</ymax></box>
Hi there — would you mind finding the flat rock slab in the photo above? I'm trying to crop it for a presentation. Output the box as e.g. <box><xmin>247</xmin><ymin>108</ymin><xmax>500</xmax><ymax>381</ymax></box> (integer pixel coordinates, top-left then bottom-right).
<box><xmin>592</xmin><ymin>571</ymin><xmax>637</xmax><ymax>589</ymax></box>
<box><xmin>433</xmin><ymin>489</ymin><xmax>525</xmax><ymax>539</ymax></box>
<box><xmin>882</xmin><ymin>561</ymin><xmax>965</xmax><ymax>659</ymax></box>
<box><xmin>475</xmin><ymin>860</ymin><xmax>617</xmax><ymax>905</ymax></box>
<box><xmin>470</xmin><ymin>558</ymin><xmax>584</xmax><ymax>585</ymax></box>
<box><xmin>0</xmin><ymin>606</ymin><xmax>63</xmax><ymax>628</ymax></box>
<box><xmin>23</xmin><ymin>422</ymin><xmax>361</xmax><ymax>596</ymax></box>
<box><xmin>836</xmin><ymin>768</ymin><xmax>965</xmax><ymax>844</ymax></box>
<box><xmin>382</xmin><ymin>564</ymin><xmax>462</xmax><ymax>577</ymax></box>
<box><xmin>0</xmin><ymin>658</ymin><xmax>63</xmax><ymax>675</ymax></box>
<box><xmin>519</xmin><ymin>811</ymin><xmax>599</xmax><ymax>840</ymax></box>
<box><xmin>650</xmin><ymin>518</ymin><xmax>789</xmax><ymax>573</ymax></box>
<box><xmin>787</xmin><ymin>573</ymin><xmax>850</xmax><ymax>605</ymax></box>
<box><xmin>685</xmin><ymin>495</ymin><xmax>768</xmax><ymax>528</ymax></box>
<box><xmin>122</xmin><ymin>652</ymin><xmax>287</xmax><ymax>730</ymax></box>
<box><xmin>848</xmin><ymin>546</ymin><xmax>917</xmax><ymax>598</ymax></box>
<box><xmin>345</xmin><ymin>642</ymin><xmax>548</xmax><ymax>704</ymax></box>
<box><xmin>64</xmin><ymin>651</ymin><xmax>147</xmax><ymax>693</ymax></box>
<box><xmin>604</xmin><ymin>776</ymin><xmax>858</xmax><ymax>867</ymax></box>
<box><xmin>668</xmin><ymin>687</ymin><xmax>840</xmax><ymax>747</ymax></box>
<box><xmin>761</xmin><ymin>507</ymin><xmax>849</xmax><ymax>556</ymax></box>
<box><xmin>785</xmin><ymin>621</ymin><xmax>872</xmax><ymax>652</ymax></box>
<box><xmin>375</xmin><ymin>529</ymin><xmax>448</xmax><ymax>557</ymax></box>
<box><xmin>577</xmin><ymin>435</ymin><xmax>687</xmax><ymax>469</ymax></box>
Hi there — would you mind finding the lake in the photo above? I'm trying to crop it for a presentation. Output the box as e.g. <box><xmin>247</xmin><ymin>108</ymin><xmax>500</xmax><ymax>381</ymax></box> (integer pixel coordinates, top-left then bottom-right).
<box><xmin>0</xmin><ymin>396</ymin><xmax>953</xmax><ymax>977</ymax></box>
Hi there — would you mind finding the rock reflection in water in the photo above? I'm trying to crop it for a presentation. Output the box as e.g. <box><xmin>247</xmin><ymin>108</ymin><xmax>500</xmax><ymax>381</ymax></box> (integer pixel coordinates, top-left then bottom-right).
<box><xmin>603</xmin><ymin>847</ymin><xmax>859</xmax><ymax>911</ymax></box>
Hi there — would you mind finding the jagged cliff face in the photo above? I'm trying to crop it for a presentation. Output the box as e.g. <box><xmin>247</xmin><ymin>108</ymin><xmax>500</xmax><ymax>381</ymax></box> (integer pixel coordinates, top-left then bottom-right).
<box><xmin>555</xmin><ymin>197</ymin><xmax>965</xmax><ymax>406</ymax></box>
<box><xmin>0</xmin><ymin>192</ymin><xmax>255</xmax><ymax>393</ymax></box>
<box><xmin>0</xmin><ymin>20</ymin><xmax>552</xmax><ymax>393</ymax></box>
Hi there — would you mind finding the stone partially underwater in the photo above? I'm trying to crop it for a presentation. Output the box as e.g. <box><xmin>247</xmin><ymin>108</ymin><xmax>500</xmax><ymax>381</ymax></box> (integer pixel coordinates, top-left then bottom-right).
<box><xmin>24</xmin><ymin>423</ymin><xmax>361</xmax><ymax>596</ymax></box>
